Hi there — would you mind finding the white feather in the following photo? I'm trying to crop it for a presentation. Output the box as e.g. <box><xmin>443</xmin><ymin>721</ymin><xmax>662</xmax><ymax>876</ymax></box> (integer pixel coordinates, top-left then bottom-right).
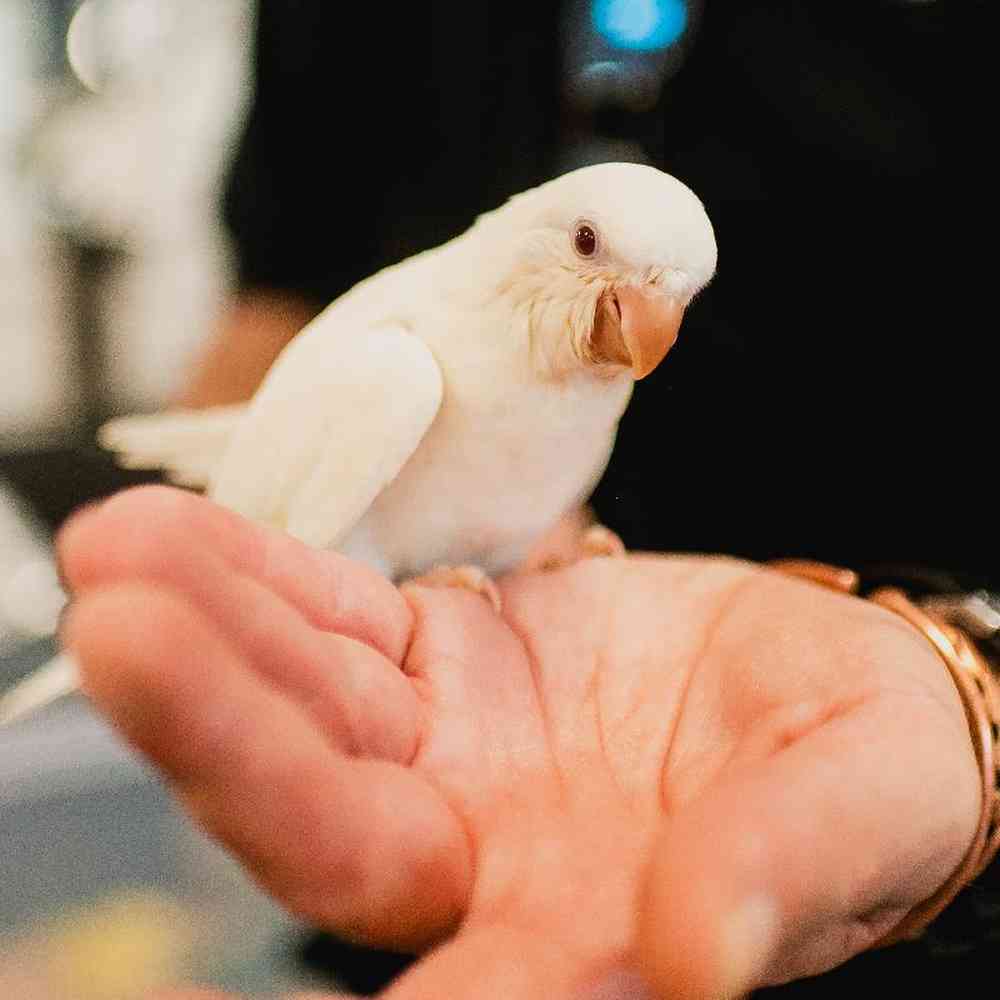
<box><xmin>99</xmin><ymin>163</ymin><xmax>718</xmax><ymax>580</ymax></box>
<box><xmin>99</xmin><ymin>405</ymin><xmax>245</xmax><ymax>487</ymax></box>
<box><xmin>210</xmin><ymin>324</ymin><xmax>442</xmax><ymax>550</ymax></box>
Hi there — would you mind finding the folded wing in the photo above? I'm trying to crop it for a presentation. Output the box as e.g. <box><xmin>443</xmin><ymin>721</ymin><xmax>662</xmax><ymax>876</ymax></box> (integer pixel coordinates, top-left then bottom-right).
<box><xmin>208</xmin><ymin>323</ymin><xmax>443</xmax><ymax>549</ymax></box>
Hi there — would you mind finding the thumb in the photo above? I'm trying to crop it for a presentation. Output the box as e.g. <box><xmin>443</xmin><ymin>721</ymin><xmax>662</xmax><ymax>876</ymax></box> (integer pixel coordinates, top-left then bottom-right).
<box><xmin>634</xmin><ymin>698</ymin><xmax>979</xmax><ymax>999</ymax></box>
<box><xmin>381</xmin><ymin>920</ymin><xmax>615</xmax><ymax>999</ymax></box>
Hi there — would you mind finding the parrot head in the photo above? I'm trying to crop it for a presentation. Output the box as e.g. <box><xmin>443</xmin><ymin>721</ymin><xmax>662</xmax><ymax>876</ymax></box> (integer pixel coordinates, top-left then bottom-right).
<box><xmin>476</xmin><ymin>162</ymin><xmax>717</xmax><ymax>381</ymax></box>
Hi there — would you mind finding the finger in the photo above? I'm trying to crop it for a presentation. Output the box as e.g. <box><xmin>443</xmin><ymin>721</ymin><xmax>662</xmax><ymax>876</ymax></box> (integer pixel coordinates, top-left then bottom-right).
<box><xmin>636</xmin><ymin>695</ymin><xmax>981</xmax><ymax>998</ymax></box>
<box><xmin>381</xmin><ymin>921</ymin><xmax>594</xmax><ymax>999</ymax></box>
<box><xmin>58</xmin><ymin>485</ymin><xmax>412</xmax><ymax>661</ymax></box>
<box><xmin>64</xmin><ymin>584</ymin><xmax>471</xmax><ymax>950</ymax></box>
<box><xmin>59</xmin><ymin>487</ymin><xmax>419</xmax><ymax>759</ymax></box>
<box><xmin>401</xmin><ymin>583</ymin><xmax>556</xmax><ymax>772</ymax></box>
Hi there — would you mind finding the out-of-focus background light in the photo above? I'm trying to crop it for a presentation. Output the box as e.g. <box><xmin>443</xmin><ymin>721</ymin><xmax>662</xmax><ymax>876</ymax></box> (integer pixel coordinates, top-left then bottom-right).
<box><xmin>561</xmin><ymin>0</ymin><xmax>701</xmax><ymax>168</ymax></box>
<box><xmin>65</xmin><ymin>0</ymin><xmax>104</xmax><ymax>93</ymax></box>
<box><xmin>563</xmin><ymin>0</ymin><xmax>700</xmax><ymax>118</ymax></box>
<box><xmin>66</xmin><ymin>0</ymin><xmax>177</xmax><ymax>94</ymax></box>
<box><xmin>591</xmin><ymin>0</ymin><xmax>687</xmax><ymax>52</ymax></box>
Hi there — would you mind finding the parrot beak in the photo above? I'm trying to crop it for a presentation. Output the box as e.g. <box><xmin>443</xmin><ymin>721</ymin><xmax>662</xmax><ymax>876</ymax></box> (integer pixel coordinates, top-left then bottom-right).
<box><xmin>589</xmin><ymin>286</ymin><xmax>685</xmax><ymax>380</ymax></box>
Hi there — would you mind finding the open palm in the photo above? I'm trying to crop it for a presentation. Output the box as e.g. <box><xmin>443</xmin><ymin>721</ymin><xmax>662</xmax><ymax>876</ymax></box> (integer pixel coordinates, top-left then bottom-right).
<box><xmin>59</xmin><ymin>487</ymin><xmax>979</xmax><ymax>999</ymax></box>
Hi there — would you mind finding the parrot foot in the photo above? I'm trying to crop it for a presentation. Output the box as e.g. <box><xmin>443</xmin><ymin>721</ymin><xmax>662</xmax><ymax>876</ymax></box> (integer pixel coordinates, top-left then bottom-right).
<box><xmin>535</xmin><ymin>524</ymin><xmax>626</xmax><ymax>571</ymax></box>
<box><xmin>579</xmin><ymin>524</ymin><xmax>626</xmax><ymax>559</ymax></box>
<box><xmin>403</xmin><ymin>564</ymin><xmax>503</xmax><ymax>613</ymax></box>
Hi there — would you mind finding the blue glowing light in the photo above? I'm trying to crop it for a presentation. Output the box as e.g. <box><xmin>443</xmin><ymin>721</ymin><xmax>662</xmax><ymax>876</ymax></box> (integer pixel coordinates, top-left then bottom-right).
<box><xmin>591</xmin><ymin>0</ymin><xmax>687</xmax><ymax>52</ymax></box>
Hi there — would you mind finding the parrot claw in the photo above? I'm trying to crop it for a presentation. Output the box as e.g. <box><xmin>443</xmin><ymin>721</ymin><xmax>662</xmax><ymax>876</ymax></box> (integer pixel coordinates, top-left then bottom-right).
<box><xmin>403</xmin><ymin>564</ymin><xmax>503</xmax><ymax>614</ymax></box>
<box><xmin>579</xmin><ymin>524</ymin><xmax>626</xmax><ymax>559</ymax></box>
<box><xmin>536</xmin><ymin>524</ymin><xmax>626</xmax><ymax>571</ymax></box>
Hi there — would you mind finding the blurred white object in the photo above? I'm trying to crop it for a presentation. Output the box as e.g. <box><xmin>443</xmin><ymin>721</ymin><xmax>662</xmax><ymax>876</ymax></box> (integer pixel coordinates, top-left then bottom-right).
<box><xmin>2</xmin><ymin>559</ymin><xmax>66</xmax><ymax>639</ymax></box>
<box><xmin>0</xmin><ymin>0</ymin><xmax>255</xmax><ymax>444</ymax></box>
<box><xmin>0</xmin><ymin>653</ymin><xmax>79</xmax><ymax>729</ymax></box>
<box><xmin>0</xmin><ymin>1</ymin><xmax>43</xmax><ymax>145</ymax></box>
<box><xmin>67</xmin><ymin>0</ymin><xmax>179</xmax><ymax>94</ymax></box>
<box><xmin>0</xmin><ymin>3</ymin><xmax>83</xmax><ymax>448</ymax></box>
<box><xmin>40</xmin><ymin>1</ymin><xmax>252</xmax><ymax>242</ymax></box>
<box><xmin>0</xmin><ymin>480</ymin><xmax>65</xmax><ymax>652</ymax></box>
<box><xmin>41</xmin><ymin>0</ymin><xmax>254</xmax><ymax>409</ymax></box>
<box><xmin>0</xmin><ymin>478</ymin><xmax>76</xmax><ymax>727</ymax></box>
<box><xmin>0</xmin><ymin>221</ymin><xmax>84</xmax><ymax>449</ymax></box>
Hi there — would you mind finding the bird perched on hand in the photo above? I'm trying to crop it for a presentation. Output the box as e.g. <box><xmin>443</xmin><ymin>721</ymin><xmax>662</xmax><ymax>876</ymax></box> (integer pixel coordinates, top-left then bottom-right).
<box><xmin>101</xmin><ymin>162</ymin><xmax>717</xmax><ymax>604</ymax></box>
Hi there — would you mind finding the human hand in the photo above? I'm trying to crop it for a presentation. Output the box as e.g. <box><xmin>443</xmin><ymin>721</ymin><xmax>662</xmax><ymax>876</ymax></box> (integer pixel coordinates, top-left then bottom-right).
<box><xmin>58</xmin><ymin>487</ymin><xmax>980</xmax><ymax>999</ymax></box>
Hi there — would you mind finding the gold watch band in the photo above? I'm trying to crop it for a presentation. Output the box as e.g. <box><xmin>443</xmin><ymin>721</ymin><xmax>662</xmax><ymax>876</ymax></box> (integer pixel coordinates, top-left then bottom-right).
<box><xmin>772</xmin><ymin>560</ymin><xmax>1000</xmax><ymax>945</ymax></box>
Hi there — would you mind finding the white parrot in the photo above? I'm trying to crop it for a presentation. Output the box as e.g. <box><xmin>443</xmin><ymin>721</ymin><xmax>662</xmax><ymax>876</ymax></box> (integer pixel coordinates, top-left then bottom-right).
<box><xmin>100</xmin><ymin>162</ymin><xmax>717</xmax><ymax>592</ymax></box>
<box><xmin>0</xmin><ymin>163</ymin><xmax>717</xmax><ymax>726</ymax></box>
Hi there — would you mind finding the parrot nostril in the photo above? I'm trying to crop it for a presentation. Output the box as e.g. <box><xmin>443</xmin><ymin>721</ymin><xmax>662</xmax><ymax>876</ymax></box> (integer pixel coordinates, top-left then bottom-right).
<box><xmin>611</xmin><ymin>293</ymin><xmax>622</xmax><ymax>324</ymax></box>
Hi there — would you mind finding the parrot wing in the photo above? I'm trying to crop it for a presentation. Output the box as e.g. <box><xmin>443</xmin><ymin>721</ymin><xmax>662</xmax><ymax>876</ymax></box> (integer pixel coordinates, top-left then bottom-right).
<box><xmin>99</xmin><ymin>404</ymin><xmax>247</xmax><ymax>488</ymax></box>
<box><xmin>208</xmin><ymin>323</ymin><xmax>444</xmax><ymax>549</ymax></box>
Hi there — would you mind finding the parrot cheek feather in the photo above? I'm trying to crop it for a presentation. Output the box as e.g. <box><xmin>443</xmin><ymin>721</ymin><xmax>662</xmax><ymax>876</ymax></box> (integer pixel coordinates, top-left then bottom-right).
<box><xmin>587</xmin><ymin>291</ymin><xmax>631</xmax><ymax>371</ymax></box>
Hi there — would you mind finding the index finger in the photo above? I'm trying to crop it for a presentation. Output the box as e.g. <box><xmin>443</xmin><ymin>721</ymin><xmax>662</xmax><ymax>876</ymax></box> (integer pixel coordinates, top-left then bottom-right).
<box><xmin>58</xmin><ymin>485</ymin><xmax>413</xmax><ymax>663</ymax></box>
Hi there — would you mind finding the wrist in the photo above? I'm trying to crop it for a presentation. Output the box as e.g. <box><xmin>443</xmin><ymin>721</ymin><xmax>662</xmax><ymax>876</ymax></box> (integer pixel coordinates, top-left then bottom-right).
<box><xmin>772</xmin><ymin>560</ymin><xmax>1000</xmax><ymax>945</ymax></box>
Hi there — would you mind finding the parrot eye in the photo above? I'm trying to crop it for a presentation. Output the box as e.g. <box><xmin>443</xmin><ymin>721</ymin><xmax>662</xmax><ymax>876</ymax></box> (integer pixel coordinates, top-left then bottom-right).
<box><xmin>572</xmin><ymin>221</ymin><xmax>599</xmax><ymax>259</ymax></box>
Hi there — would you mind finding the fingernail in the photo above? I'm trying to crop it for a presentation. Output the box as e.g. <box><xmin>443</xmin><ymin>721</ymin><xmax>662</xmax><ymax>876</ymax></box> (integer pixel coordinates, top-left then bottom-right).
<box><xmin>579</xmin><ymin>965</ymin><xmax>655</xmax><ymax>1000</ymax></box>
<box><xmin>719</xmin><ymin>895</ymin><xmax>779</xmax><ymax>996</ymax></box>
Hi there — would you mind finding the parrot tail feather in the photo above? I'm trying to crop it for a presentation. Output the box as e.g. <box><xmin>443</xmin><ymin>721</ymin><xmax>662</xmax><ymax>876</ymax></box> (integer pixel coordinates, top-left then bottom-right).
<box><xmin>98</xmin><ymin>404</ymin><xmax>246</xmax><ymax>488</ymax></box>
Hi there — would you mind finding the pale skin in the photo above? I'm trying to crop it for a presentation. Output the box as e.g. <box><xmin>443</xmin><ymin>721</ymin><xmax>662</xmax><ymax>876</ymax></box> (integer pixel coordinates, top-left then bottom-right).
<box><xmin>172</xmin><ymin>292</ymin><xmax>320</xmax><ymax>410</ymax></box>
<box><xmin>59</xmin><ymin>485</ymin><xmax>980</xmax><ymax>1000</ymax></box>
<box><xmin>55</xmin><ymin>295</ymin><xmax>978</xmax><ymax>998</ymax></box>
